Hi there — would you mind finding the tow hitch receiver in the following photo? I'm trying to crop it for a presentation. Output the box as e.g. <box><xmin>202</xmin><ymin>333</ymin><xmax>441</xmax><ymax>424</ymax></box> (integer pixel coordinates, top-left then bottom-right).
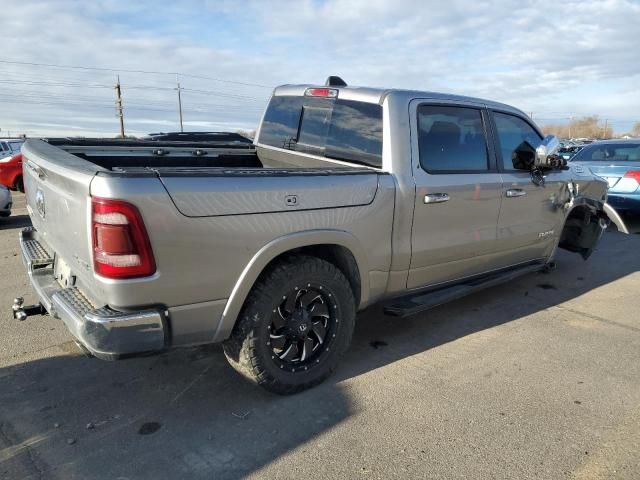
<box><xmin>12</xmin><ymin>297</ymin><xmax>47</xmax><ymax>321</ymax></box>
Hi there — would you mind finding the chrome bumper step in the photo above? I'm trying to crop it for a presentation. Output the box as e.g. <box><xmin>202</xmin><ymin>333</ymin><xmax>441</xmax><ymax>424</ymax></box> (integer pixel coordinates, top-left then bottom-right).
<box><xmin>20</xmin><ymin>227</ymin><xmax>53</xmax><ymax>269</ymax></box>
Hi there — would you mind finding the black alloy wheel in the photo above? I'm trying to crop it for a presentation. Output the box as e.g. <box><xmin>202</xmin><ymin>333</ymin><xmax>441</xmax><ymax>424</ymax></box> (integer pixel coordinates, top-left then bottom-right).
<box><xmin>269</xmin><ymin>284</ymin><xmax>336</xmax><ymax>371</ymax></box>
<box><xmin>223</xmin><ymin>255</ymin><xmax>356</xmax><ymax>394</ymax></box>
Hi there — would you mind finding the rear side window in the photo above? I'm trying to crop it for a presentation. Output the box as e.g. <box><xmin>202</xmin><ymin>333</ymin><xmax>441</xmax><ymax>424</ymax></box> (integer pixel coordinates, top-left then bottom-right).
<box><xmin>259</xmin><ymin>95</ymin><xmax>383</xmax><ymax>167</ymax></box>
<box><xmin>417</xmin><ymin>105</ymin><xmax>489</xmax><ymax>172</ymax></box>
<box><xmin>492</xmin><ymin>112</ymin><xmax>542</xmax><ymax>170</ymax></box>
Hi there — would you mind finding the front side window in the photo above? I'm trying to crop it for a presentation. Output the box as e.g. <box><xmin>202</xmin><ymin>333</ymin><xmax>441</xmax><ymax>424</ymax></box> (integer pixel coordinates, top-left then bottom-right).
<box><xmin>492</xmin><ymin>112</ymin><xmax>542</xmax><ymax>170</ymax></box>
<box><xmin>417</xmin><ymin>105</ymin><xmax>489</xmax><ymax>172</ymax></box>
<box><xmin>258</xmin><ymin>95</ymin><xmax>383</xmax><ymax>167</ymax></box>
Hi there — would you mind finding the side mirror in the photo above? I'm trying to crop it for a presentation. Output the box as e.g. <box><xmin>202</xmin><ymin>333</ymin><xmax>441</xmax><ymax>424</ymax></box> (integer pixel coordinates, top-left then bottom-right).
<box><xmin>535</xmin><ymin>135</ymin><xmax>561</xmax><ymax>168</ymax></box>
<box><xmin>512</xmin><ymin>141</ymin><xmax>537</xmax><ymax>170</ymax></box>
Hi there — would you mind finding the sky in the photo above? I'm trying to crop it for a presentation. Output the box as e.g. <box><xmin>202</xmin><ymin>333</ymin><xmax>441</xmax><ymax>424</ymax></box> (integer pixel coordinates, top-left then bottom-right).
<box><xmin>1</xmin><ymin>0</ymin><xmax>639</xmax><ymax>137</ymax></box>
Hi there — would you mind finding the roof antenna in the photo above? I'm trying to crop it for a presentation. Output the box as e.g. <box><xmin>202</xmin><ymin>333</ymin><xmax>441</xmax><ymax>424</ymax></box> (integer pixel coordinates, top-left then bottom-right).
<box><xmin>325</xmin><ymin>76</ymin><xmax>347</xmax><ymax>87</ymax></box>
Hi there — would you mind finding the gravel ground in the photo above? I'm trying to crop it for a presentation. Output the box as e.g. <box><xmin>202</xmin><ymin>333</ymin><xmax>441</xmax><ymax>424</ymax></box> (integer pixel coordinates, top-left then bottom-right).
<box><xmin>1</xmin><ymin>192</ymin><xmax>639</xmax><ymax>479</ymax></box>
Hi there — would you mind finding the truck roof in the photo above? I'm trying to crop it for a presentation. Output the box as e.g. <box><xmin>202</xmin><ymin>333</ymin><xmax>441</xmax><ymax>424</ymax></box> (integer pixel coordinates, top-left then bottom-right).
<box><xmin>273</xmin><ymin>84</ymin><xmax>527</xmax><ymax>118</ymax></box>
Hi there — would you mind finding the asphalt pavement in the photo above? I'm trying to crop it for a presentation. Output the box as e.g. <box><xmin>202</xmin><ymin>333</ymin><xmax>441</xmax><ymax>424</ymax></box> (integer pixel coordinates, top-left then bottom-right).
<box><xmin>1</xmin><ymin>193</ymin><xmax>639</xmax><ymax>479</ymax></box>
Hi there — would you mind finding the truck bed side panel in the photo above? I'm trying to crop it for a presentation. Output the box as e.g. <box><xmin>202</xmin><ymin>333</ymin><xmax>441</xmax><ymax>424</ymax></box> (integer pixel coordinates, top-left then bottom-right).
<box><xmin>159</xmin><ymin>173</ymin><xmax>379</xmax><ymax>217</ymax></box>
<box><xmin>90</xmin><ymin>173</ymin><xmax>395</xmax><ymax>345</ymax></box>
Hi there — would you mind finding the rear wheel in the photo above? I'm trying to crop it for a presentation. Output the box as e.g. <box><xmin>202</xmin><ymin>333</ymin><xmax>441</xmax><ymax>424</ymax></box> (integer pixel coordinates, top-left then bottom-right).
<box><xmin>223</xmin><ymin>255</ymin><xmax>356</xmax><ymax>395</ymax></box>
<box><xmin>14</xmin><ymin>176</ymin><xmax>23</xmax><ymax>193</ymax></box>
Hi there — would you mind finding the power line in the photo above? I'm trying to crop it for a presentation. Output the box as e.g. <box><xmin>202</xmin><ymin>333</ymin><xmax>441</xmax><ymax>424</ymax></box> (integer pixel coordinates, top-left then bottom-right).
<box><xmin>0</xmin><ymin>59</ymin><xmax>272</xmax><ymax>133</ymax></box>
<box><xmin>0</xmin><ymin>95</ymin><xmax>265</xmax><ymax>115</ymax></box>
<box><xmin>0</xmin><ymin>79</ymin><xmax>267</xmax><ymax>104</ymax></box>
<box><xmin>0</xmin><ymin>58</ymin><xmax>274</xmax><ymax>89</ymax></box>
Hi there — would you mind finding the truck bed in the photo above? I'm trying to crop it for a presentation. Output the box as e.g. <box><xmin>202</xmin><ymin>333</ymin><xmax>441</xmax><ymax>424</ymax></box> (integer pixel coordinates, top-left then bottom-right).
<box><xmin>20</xmin><ymin>136</ymin><xmax>393</xmax><ymax>350</ymax></box>
<box><xmin>45</xmin><ymin>137</ymin><xmax>263</xmax><ymax>170</ymax></box>
<box><xmin>43</xmin><ymin>137</ymin><xmax>376</xmax><ymax>174</ymax></box>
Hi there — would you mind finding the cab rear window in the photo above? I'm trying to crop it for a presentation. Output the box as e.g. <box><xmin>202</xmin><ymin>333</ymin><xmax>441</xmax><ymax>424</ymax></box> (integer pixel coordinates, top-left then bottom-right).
<box><xmin>258</xmin><ymin>95</ymin><xmax>383</xmax><ymax>168</ymax></box>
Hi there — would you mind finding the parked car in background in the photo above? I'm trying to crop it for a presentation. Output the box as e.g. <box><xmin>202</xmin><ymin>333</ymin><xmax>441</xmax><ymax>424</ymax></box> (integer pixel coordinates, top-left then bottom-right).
<box><xmin>558</xmin><ymin>144</ymin><xmax>583</xmax><ymax>160</ymax></box>
<box><xmin>0</xmin><ymin>139</ymin><xmax>24</xmax><ymax>157</ymax></box>
<box><xmin>0</xmin><ymin>152</ymin><xmax>24</xmax><ymax>192</ymax></box>
<box><xmin>570</xmin><ymin>140</ymin><xmax>640</xmax><ymax>215</ymax></box>
<box><xmin>0</xmin><ymin>184</ymin><xmax>12</xmax><ymax>217</ymax></box>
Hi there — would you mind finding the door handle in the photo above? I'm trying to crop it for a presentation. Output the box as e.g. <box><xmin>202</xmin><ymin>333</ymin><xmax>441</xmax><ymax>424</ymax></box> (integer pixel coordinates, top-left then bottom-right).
<box><xmin>424</xmin><ymin>193</ymin><xmax>450</xmax><ymax>204</ymax></box>
<box><xmin>505</xmin><ymin>188</ymin><xmax>526</xmax><ymax>198</ymax></box>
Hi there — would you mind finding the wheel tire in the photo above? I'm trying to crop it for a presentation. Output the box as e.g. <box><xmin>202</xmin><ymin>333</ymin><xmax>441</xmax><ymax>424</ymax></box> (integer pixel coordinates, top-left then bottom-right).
<box><xmin>223</xmin><ymin>255</ymin><xmax>356</xmax><ymax>395</ymax></box>
<box><xmin>15</xmin><ymin>177</ymin><xmax>23</xmax><ymax>193</ymax></box>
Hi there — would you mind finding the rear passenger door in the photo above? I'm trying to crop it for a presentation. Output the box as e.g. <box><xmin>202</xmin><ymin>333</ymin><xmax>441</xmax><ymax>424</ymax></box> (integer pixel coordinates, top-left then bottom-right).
<box><xmin>490</xmin><ymin>110</ymin><xmax>565</xmax><ymax>265</ymax></box>
<box><xmin>408</xmin><ymin>102</ymin><xmax>503</xmax><ymax>289</ymax></box>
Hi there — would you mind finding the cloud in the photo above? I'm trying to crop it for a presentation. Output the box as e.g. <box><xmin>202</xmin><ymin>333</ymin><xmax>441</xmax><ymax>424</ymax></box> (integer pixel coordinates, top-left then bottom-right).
<box><xmin>1</xmin><ymin>0</ymin><xmax>639</xmax><ymax>136</ymax></box>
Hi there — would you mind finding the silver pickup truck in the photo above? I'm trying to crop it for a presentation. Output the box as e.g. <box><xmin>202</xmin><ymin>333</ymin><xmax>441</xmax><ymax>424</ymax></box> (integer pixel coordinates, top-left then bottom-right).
<box><xmin>14</xmin><ymin>78</ymin><xmax>627</xmax><ymax>394</ymax></box>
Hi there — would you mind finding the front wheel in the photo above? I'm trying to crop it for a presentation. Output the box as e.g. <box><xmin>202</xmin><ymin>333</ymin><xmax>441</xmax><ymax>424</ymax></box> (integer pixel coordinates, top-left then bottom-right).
<box><xmin>223</xmin><ymin>255</ymin><xmax>356</xmax><ymax>395</ymax></box>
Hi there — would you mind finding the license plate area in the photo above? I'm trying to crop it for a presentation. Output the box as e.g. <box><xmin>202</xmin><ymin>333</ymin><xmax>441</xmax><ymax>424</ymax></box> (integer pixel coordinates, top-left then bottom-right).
<box><xmin>54</xmin><ymin>256</ymin><xmax>75</xmax><ymax>288</ymax></box>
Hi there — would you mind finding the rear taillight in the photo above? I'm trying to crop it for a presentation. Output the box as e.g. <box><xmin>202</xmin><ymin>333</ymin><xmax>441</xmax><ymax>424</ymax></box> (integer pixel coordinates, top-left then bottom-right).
<box><xmin>623</xmin><ymin>170</ymin><xmax>640</xmax><ymax>183</ymax></box>
<box><xmin>91</xmin><ymin>197</ymin><xmax>156</xmax><ymax>279</ymax></box>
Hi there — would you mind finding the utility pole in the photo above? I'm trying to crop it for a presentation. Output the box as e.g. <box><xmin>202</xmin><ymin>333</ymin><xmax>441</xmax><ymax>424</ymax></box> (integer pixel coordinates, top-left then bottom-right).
<box><xmin>602</xmin><ymin>119</ymin><xmax>609</xmax><ymax>139</ymax></box>
<box><xmin>568</xmin><ymin>116</ymin><xmax>574</xmax><ymax>140</ymax></box>
<box><xmin>115</xmin><ymin>76</ymin><xmax>125</xmax><ymax>138</ymax></box>
<box><xmin>176</xmin><ymin>75</ymin><xmax>184</xmax><ymax>133</ymax></box>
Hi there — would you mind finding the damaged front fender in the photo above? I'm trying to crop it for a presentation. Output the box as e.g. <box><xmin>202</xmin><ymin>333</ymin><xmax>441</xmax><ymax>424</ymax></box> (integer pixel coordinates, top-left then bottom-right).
<box><xmin>558</xmin><ymin>199</ymin><xmax>608</xmax><ymax>260</ymax></box>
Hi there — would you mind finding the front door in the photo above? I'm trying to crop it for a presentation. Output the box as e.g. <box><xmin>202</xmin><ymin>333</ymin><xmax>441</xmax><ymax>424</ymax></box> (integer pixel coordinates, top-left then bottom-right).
<box><xmin>490</xmin><ymin>110</ymin><xmax>565</xmax><ymax>265</ymax></box>
<box><xmin>408</xmin><ymin>102</ymin><xmax>503</xmax><ymax>289</ymax></box>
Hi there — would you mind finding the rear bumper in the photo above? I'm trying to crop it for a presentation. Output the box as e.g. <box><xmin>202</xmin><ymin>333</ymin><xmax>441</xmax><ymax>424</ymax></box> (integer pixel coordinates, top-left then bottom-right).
<box><xmin>19</xmin><ymin>227</ymin><xmax>168</xmax><ymax>360</ymax></box>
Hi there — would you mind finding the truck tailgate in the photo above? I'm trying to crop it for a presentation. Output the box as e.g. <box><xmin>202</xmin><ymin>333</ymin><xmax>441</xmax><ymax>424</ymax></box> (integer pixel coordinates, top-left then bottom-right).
<box><xmin>158</xmin><ymin>169</ymin><xmax>380</xmax><ymax>217</ymax></box>
<box><xmin>21</xmin><ymin>140</ymin><xmax>104</xmax><ymax>293</ymax></box>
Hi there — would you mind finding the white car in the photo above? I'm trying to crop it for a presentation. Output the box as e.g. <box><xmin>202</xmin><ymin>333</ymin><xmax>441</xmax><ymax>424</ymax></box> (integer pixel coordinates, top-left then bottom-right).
<box><xmin>0</xmin><ymin>184</ymin><xmax>11</xmax><ymax>217</ymax></box>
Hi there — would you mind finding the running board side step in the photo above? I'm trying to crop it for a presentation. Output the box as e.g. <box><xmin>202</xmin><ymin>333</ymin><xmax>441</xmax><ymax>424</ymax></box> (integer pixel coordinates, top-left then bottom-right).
<box><xmin>383</xmin><ymin>264</ymin><xmax>544</xmax><ymax>318</ymax></box>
